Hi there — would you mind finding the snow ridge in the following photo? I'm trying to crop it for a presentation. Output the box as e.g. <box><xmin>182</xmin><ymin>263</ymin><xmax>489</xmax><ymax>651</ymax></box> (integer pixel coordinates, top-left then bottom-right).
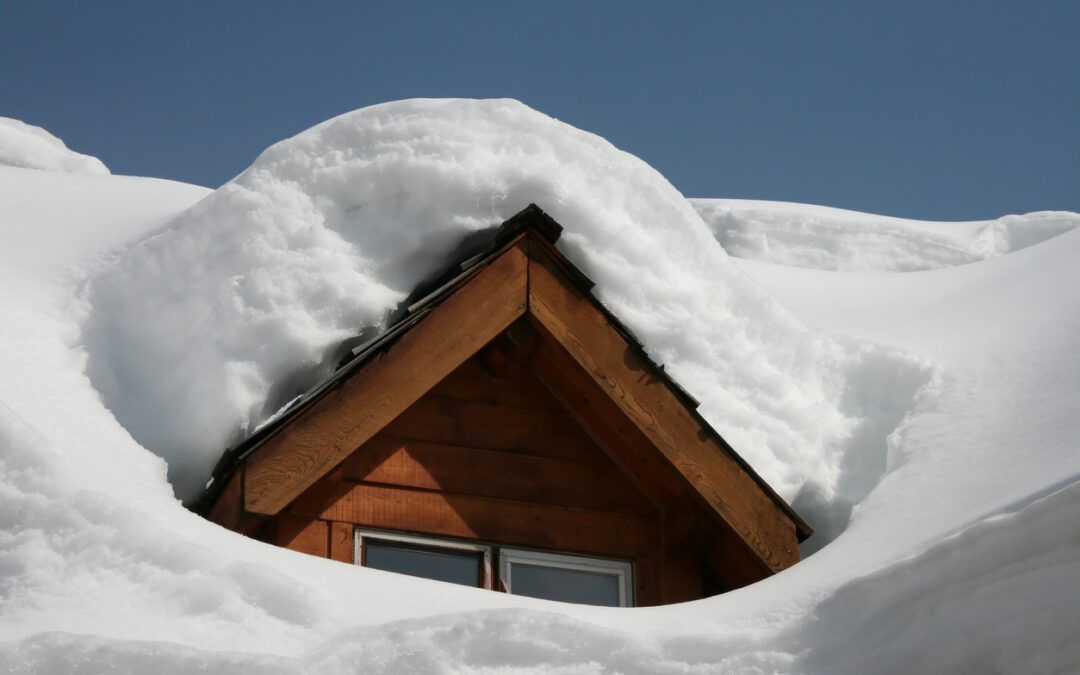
<box><xmin>0</xmin><ymin>106</ymin><xmax>1076</xmax><ymax>673</ymax></box>
<box><xmin>79</xmin><ymin>99</ymin><xmax>929</xmax><ymax>524</ymax></box>
<box><xmin>0</xmin><ymin>117</ymin><xmax>110</xmax><ymax>176</ymax></box>
<box><xmin>693</xmin><ymin>198</ymin><xmax>1080</xmax><ymax>272</ymax></box>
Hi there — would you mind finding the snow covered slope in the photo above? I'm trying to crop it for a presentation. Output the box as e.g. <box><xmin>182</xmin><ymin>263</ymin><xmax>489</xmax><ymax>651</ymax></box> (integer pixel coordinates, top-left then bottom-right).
<box><xmin>0</xmin><ymin>117</ymin><xmax>110</xmax><ymax>176</ymax></box>
<box><xmin>80</xmin><ymin>99</ymin><xmax>926</xmax><ymax>514</ymax></box>
<box><xmin>0</xmin><ymin>107</ymin><xmax>1077</xmax><ymax>673</ymax></box>
<box><xmin>693</xmin><ymin>197</ymin><xmax>1080</xmax><ymax>271</ymax></box>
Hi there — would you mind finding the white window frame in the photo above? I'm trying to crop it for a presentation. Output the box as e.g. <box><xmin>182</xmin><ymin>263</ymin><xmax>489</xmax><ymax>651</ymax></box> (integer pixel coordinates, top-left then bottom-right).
<box><xmin>499</xmin><ymin>547</ymin><xmax>634</xmax><ymax>607</ymax></box>
<box><xmin>353</xmin><ymin>527</ymin><xmax>494</xmax><ymax>589</ymax></box>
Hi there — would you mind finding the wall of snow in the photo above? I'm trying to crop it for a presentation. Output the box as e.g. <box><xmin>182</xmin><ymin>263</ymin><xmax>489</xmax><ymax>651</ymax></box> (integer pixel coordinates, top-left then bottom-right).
<box><xmin>0</xmin><ymin>117</ymin><xmax>110</xmax><ymax>176</ymax></box>
<box><xmin>79</xmin><ymin>99</ymin><xmax>932</xmax><ymax>535</ymax></box>
<box><xmin>1</xmin><ymin>121</ymin><xmax>1077</xmax><ymax>672</ymax></box>
<box><xmin>693</xmin><ymin>198</ymin><xmax>1080</xmax><ymax>272</ymax></box>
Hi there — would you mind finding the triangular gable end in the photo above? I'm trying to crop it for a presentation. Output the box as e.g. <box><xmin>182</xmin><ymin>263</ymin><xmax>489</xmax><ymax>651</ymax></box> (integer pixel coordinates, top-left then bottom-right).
<box><xmin>203</xmin><ymin>205</ymin><xmax>811</xmax><ymax>592</ymax></box>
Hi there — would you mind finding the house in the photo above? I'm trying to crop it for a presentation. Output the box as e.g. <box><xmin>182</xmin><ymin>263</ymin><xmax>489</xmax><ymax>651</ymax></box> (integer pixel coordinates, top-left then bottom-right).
<box><xmin>193</xmin><ymin>204</ymin><xmax>811</xmax><ymax>607</ymax></box>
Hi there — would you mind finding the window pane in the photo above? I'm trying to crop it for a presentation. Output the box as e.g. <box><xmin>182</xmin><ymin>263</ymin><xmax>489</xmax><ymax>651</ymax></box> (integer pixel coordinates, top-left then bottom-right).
<box><xmin>364</xmin><ymin>540</ymin><xmax>481</xmax><ymax>587</ymax></box>
<box><xmin>509</xmin><ymin>562</ymin><xmax>621</xmax><ymax>606</ymax></box>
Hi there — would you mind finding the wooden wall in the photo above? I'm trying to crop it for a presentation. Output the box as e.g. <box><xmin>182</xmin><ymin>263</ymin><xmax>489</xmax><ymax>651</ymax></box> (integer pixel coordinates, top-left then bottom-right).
<box><xmin>263</xmin><ymin>350</ymin><xmax>708</xmax><ymax>606</ymax></box>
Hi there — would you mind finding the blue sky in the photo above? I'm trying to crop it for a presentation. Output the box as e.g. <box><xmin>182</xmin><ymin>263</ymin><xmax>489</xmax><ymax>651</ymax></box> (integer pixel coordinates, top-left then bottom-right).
<box><xmin>1</xmin><ymin>1</ymin><xmax>1076</xmax><ymax>220</ymax></box>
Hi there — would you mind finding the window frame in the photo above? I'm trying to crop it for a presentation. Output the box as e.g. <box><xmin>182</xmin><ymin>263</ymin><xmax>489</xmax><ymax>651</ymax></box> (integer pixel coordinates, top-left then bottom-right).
<box><xmin>498</xmin><ymin>547</ymin><xmax>634</xmax><ymax>607</ymax></box>
<box><xmin>353</xmin><ymin>527</ymin><xmax>494</xmax><ymax>589</ymax></box>
<box><xmin>352</xmin><ymin>528</ymin><xmax>635</xmax><ymax>606</ymax></box>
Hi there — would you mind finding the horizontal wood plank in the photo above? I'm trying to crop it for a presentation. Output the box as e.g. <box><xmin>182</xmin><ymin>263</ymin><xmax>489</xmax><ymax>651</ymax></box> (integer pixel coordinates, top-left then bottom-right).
<box><xmin>244</xmin><ymin>242</ymin><xmax>529</xmax><ymax>515</ymax></box>
<box><xmin>340</xmin><ymin>435</ymin><xmax>654</xmax><ymax>514</ymax></box>
<box><xmin>320</xmin><ymin>482</ymin><xmax>658</xmax><ymax>559</ymax></box>
<box><xmin>275</xmin><ymin>514</ymin><xmax>328</xmax><ymax>558</ymax></box>
<box><xmin>528</xmin><ymin>333</ymin><xmax>688</xmax><ymax>510</ymax></box>
<box><xmin>430</xmin><ymin>357</ymin><xmax>564</xmax><ymax>412</ymax></box>
<box><xmin>383</xmin><ymin>394</ymin><xmax>598</xmax><ymax>462</ymax></box>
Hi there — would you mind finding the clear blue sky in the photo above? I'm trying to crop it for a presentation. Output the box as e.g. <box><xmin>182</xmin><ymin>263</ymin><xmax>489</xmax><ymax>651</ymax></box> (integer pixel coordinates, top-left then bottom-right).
<box><xmin>2</xmin><ymin>1</ymin><xmax>1077</xmax><ymax>220</ymax></box>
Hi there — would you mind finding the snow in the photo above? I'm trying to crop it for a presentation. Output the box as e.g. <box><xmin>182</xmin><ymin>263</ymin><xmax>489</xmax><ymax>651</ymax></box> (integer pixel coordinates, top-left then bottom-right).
<box><xmin>79</xmin><ymin>98</ymin><xmax>926</xmax><ymax>514</ymax></box>
<box><xmin>693</xmin><ymin>197</ymin><xmax>1080</xmax><ymax>271</ymax></box>
<box><xmin>0</xmin><ymin>105</ymin><xmax>1078</xmax><ymax>673</ymax></box>
<box><xmin>0</xmin><ymin>117</ymin><xmax>110</xmax><ymax>176</ymax></box>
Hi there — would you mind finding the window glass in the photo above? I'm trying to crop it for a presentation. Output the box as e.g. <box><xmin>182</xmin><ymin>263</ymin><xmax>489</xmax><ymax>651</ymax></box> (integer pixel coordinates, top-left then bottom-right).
<box><xmin>508</xmin><ymin>562</ymin><xmax>622</xmax><ymax>606</ymax></box>
<box><xmin>364</xmin><ymin>539</ymin><xmax>482</xmax><ymax>587</ymax></box>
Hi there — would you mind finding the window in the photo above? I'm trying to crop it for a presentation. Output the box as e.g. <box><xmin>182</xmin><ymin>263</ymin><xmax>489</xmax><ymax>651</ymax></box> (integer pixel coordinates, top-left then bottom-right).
<box><xmin>354</xmin><ymin>529</ymin><xmax>493</xmax><ymax>588</ymax></box>
<box><xmin>353</xmin><ymin>529</ymin><xmax>633</xmax><ymax>606</ymax></box>
<box><xmin>500</xmin><ymin>547</ymin><xmax>632</xmax><ymax>607</ymax></box>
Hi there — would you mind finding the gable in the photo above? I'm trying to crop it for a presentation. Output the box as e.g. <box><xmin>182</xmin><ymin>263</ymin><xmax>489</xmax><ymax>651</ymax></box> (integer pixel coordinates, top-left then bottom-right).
<box><xmin>286</xmin><ymin>350</ymin><xmax>659</xmax><ymax>552</ymax></box>
<box><xmin>202</xmin><ymin>205</ymin><xmax>809</xmax><ymax>589</ymax></box>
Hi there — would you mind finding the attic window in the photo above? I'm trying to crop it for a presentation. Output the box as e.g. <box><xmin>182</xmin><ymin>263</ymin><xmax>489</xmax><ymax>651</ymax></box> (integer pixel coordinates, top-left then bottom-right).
<box><xmin>500</xmin><ymin>547</ymin><xmax>632</xmax><ymax>607</ymax></box>
<box><xmin>355</xmin><ymin>529</ymin><xmax>493</xmax><ymax>588</ymax></box>
<box><xmin>354</xmin><ymin>528</ymin><xmax>633</xmax><ymax>606</ymax></box>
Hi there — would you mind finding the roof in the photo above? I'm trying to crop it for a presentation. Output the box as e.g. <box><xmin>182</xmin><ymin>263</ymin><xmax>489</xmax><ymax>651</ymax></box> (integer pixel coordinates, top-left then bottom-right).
<box><xmin>191</xmin><ymin>204</ymin><xmax>811</xmax><ymax>547</ymax></box>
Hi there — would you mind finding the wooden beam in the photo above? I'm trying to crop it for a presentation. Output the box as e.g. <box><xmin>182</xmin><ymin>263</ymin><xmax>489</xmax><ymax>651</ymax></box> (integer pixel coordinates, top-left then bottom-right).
<box><xmin>526</xmin><ymin>240</ymin><xmax>799</xmax><ymax>573</ymax></box>
<box><xmin>244</xmin><ymin>242</ymin><xmax>529</xmax><ymax>514</ymax></box>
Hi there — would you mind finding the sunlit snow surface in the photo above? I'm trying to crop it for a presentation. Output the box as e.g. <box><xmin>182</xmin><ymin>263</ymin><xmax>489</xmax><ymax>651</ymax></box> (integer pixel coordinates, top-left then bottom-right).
<box><xmin>693</xmin><ymin>197</ymin><xmax>1080</xmax><ymax>272</ymax></box>
<box><xmin>79</xmin><ymin>98</ymin><xmax>928</xmax><ymax>515</ymax></box>
<box><xmin>0</xmin><ymin>117</ymin><xmax>110</xmax><ymax>176</ymax></box>
<box><xmin>0</xmin><ymin>102</ymin><xmax>1078</xmax><ymax>673</ymax></box>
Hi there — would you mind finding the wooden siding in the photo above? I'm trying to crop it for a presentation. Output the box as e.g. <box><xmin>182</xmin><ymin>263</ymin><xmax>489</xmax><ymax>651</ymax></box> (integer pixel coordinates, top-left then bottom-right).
<box><xmin>271</xmin><ymin>351</ymin><xmax>715</xmax><ymax>604</ymax></box>
<box><xmin>243</xmin><ymin>242</ymin><xmax>529</xmax><ymax>514</ymax></box>
<box><xmin>216</xmin><ymin>226</ymin><xmax>807</xmax><ymax>605</ymax></box>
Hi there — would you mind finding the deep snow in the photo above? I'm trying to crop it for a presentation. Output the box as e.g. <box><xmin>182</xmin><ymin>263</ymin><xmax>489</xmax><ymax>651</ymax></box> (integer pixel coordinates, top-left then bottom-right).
<box><xmin>0</xmin><ymin>117</ymin><xmax>110</xmax><ymax>176</ymax></box>
<box><xmin>79</xmin><ymin>99</ymin><xmax>928</xmax><ymax>521</ymax></box>
<box><xmin>693</xmin><ymin>197</ymin><xmax>1080</xmax><ymax>272</ymax></box>
<box><xmin>0</xmin><ymin>103</ymin><xmax>1077</xmax><ymax>673</ymax></box>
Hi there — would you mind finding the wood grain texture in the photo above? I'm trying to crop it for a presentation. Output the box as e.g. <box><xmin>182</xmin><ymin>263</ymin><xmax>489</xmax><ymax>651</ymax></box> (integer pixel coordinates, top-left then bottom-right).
<box><xmin>430</xmin><ymin>357</ymin><xmax>562</xmax><ymax>412</ymax></box>
<box><xmin>320</xmin><ymin>482</ymin><xmax>658</xmax><ymax>559</ymax></box>
<box><xmin>343</xmin><ymin>435</ymin><xmax>654</xmax><ymax>514</ymax></box>
<box><xmin>526</xmin><ymin>242</ymin><xmax>799</xmax><ymax>573</ymax></box>
<box><xmin>528</xmin><ymin>331</ymin><xmax>687</xmax><ymax>510</ymax></box>
<box><xmin>243</xmin><ymin>243</ymin><xmax>529</xmax><ymax>514</ymax></box>
<box><xmin>274</xmin><ymin>514</ymin><xmax>328</xmax><ymax>558</ymax></box>
<box><xmin>329</xmin><ymin>521</ymin><xmax>354</xmax><ymax>564</ymax></box>
<box><xmin>381</xmin><ymin>394</ymin><xmax>597</xmax><ymax>462</ymax></box>
<box><xmin>659</xmin><ymin>557</ymin><xmax>705</xmax><ymax>604</ymax></box>
<box><xmin>206</xmin><ymin>468</ymin><xmax>244</xmax><ymax>530</ymax></box>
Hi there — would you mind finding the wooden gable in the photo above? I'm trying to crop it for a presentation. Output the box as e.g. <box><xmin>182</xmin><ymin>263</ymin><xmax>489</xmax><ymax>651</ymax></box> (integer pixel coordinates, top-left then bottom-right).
<box><xmin>201</xmin><ymin>205</ymin><xmax>810</xmax><ymax>603</ymax></box>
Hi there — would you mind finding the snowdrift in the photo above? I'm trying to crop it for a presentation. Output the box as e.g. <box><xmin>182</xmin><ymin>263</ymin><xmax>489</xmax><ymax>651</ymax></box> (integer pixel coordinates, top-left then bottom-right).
<box><xmin>693</xmin><ymin>197</ymin><xmax>1080</xmax><ymax>271</ymax></box>
<box><xmin>0</xmin><ymin>105</ymin><xmax>1077</xmax><ymax>673</ymax></box>
<box><xmin>80</xmin><ymin>99</ymin><xmax>928</xmax><ymax>524</ymax></box>
<box><xmin>0</xmin><ymin>117</ymin><xmax>110</xmax><ymax>176</ymax></box>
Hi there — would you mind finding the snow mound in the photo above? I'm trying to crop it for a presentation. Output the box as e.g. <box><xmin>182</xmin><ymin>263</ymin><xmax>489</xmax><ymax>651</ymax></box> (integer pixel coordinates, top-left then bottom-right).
<box><xmin>1</xmin><ymin>117</ymin><xmax>1078</xmax><ymax>671</ymax></box>
<box><xmin>693</xmin><ymin>198</ymin><xmax>1080</xmax><ymax>272</ymax></box>
<box><xmin>0</xmin><ymin>117</ymin><xmax>110</xmax><ymax>175</ymax></box>
<box><xmin>80</xmin><ymin>99</ymin><xmax>929</xmax><ymax>535</ymax></box>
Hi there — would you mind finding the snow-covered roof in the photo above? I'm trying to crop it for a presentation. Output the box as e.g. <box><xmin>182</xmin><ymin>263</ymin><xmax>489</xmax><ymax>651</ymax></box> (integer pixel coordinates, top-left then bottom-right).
<box><xmin>2</xmin><ymin>105</ymin><xmax>1078</xmax><ymax>672</ymax></box>
<box><xmin>194</xmin><ymin>203</ymin><xmax>812</xmax><ymax>557</ymax></box>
